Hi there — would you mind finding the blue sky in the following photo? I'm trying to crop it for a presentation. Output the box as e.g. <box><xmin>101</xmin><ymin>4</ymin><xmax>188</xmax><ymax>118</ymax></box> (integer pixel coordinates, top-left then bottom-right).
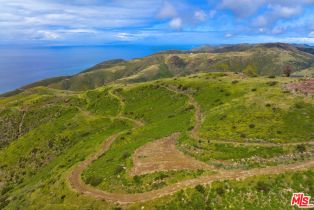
<box><xmin>1</xmin><ymin>0</ymin><xmax>314</xmax><ymax>46</ymax></box>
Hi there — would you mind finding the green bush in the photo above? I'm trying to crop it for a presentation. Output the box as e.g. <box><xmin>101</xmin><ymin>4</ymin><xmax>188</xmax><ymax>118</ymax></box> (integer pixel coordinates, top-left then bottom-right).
<box><xmin>266</xmin><ymin>81</ymin><xmax>278</xmax><ymax>86</ymax></box>
<box><xmin>296</xmin><ymin>144</ymin><xmax>306</xmax><ymax>153</ymax></box>
<box><xmin>195</xmin><ymin>184</ymin><xmax>205</xmax><ymax>194</ymax></box>
<box><xmin>114</xmin><ymin>165</ymin><xmax>125</xmax><ymax>175</ymax></box>
<box><xmin>256</xmin><ymin>181</ymin><xmax>270</xmax><ymax>193</ymax></box>
<box><xmin>216</xmin><ymin>186</ymin><xmax>225</xmax><ymax>195</ymax></box>
<box><xmin>133</xmin><ymin>175</ymin><xmax>141</xmax><ymax>184</ymax></box>
<box><xmin>86</xmin><ymin>176</ymin><xmax>102</xmax><ymax>186</ymax></box>
<box><xmin>243</xmin><ymin>64</ymin><xmax>257</xmax><ymax>77</ymax></box>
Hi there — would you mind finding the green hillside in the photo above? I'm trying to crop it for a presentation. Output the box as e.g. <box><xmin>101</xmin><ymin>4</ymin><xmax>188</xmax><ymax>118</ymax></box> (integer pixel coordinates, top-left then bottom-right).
<box><xmin>2</xmin><ymin>43</ymin><xmax>314</xmax><ymax>97</ymax></box>
<box><xmin>0</xmin><ymin>71</ymin><xmax>313</xmax><ymax>209</ymax></box>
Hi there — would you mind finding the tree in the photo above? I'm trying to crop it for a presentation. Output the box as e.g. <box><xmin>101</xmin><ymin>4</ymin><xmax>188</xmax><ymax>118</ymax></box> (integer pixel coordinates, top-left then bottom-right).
<box><xmin>243</xmin><ymin>64</ymin><xmax>257</xmax><ymax>77</ymax></box>
<box><xmin>283</xmin><ymin>65</ymin><xmax>293</xmax><ymax>77</ymax></box>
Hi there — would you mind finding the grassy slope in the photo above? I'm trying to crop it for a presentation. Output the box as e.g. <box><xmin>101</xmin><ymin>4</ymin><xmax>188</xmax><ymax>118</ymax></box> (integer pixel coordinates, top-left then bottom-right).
<box><xmin>2</xmin><ymin>43</ymin><xmax>313</xmax><ymax>97</ymax></box>
<box><xmin>82</xmin><ymin>84</ymin><xmax>195</xmax><ymax>193</ymax></box>
<box><xmin>0</xmin><ymin>73</ymin><xmax>313</xmax><ymax>209</ymax></box>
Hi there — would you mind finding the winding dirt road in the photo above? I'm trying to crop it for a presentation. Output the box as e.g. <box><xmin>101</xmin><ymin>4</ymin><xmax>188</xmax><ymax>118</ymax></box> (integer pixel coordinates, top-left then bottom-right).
<box><xmin>68</xmin><ymin>86</ymin><xmax>314</xmax><ymax>205</ymax></box>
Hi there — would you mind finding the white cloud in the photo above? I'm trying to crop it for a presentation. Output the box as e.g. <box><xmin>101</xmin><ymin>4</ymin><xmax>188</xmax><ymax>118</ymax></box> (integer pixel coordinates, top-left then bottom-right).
<box><xmin>115</xmin><ymin>32</ymin><xmax>134</xmax><ymax>41</ymax></box>
<box><xmin>309</xmin><ymin>31</ymin><xmax>314</xmax><ymax>37</ymax></box>
<box><xmin>220</xmin><ymin>0</ymin><xmax>265</xmax><ymax>17</ymax></box>
<box><xmin>157</xmin><ymin>1</ymin><xmax>177</xmax><ymax>19</ymax></box>
<box><xmin>169</xmin><ymin>18</ymin><xmax>182</xmax><ymax>29</ymax></box>
<box><xmin>259</xmin><ymin>28</ymin><xmax>265</xmax><ymax>32</ymax></box>
<box><xmin>194</xmin><ymin>10</ymin><xmax>207</xmax><ymax>21</ymax></box>
<box><xmin>254</xmin><ymin>15</ymin><xmax>268</xmax><ymax>27</ymax></box>
<box><xmin>271</xmin><ymin>26</ymin><xmax>284</xmax><ymax>34</ymax></box>
<box><xmin>0</xmin><ymin>0</ymin><xmax>161</xmax><ymax>36</ymax></box>
<box><xmin>225</xmin><ymin>33</ymin><xmax>233</xmax><ymax>37</ymax></box>
<box><xmin>269</xmin><ymin>5</ymin><xmax>302</xmax><ymax>19</ymax></box>
<box><xmin>37</xmin><ymin>30</ymin><xmax>61</xmax><ymax>40</ymax></box>
<box><xmin>56</xmin><ymin>29</ymin><xmax>97</xmax><ymax>34</ymax></box>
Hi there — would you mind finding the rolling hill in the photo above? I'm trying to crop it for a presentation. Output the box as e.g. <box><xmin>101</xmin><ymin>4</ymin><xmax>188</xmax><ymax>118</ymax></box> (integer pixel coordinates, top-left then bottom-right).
<box><xmin>1</xmin><ymin>43</ymin><xmax>314</xmax><ymax>209</ymax></box>
<box><xmin>0</xmin><ymin>67</ymin><xmax>314</xmax><ymax>209</ymax></box>
<box><xmin>2</xmin><ymin>43</ymin><xmax>314</xmax><ymax>97</ymax></box>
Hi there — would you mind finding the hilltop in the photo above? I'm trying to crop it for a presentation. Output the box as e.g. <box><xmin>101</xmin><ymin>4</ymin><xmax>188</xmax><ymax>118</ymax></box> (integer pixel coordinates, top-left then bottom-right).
<box><xmin>2</xmin><ymin>43</ymin><xmax>314</xmax><ymax>97</ymax></box>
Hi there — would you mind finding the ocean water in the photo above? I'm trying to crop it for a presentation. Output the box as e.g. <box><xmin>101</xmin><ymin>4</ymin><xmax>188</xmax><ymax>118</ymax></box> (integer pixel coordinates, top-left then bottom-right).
<box><xmin>0</xmin><ymin>45</ymin><xmax>192</xmax><ymax>94</ymax></box>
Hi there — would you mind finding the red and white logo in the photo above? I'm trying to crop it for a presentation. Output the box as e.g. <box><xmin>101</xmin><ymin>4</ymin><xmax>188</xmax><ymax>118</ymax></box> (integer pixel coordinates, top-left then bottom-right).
<box><xmin>291</xmin><ymin>193</ymin><xmax>314</xmax><ymax>208</ymax></box>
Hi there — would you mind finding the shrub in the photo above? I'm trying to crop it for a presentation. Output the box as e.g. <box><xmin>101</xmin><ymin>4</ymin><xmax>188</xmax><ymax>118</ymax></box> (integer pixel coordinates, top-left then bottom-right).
<box><xmin>266</xmin><ymin>81</ymin><xmax>278</xmax><ymax>86</ymax></box>
<box><xmin>60</xmin><ymin>195</ymin><xmax>66</xmax><ymax>200</ymax></box>
<box><xmin>195</xmin><ymin>184</ymin><xmax>205</xmax><ymax>194</ymax></box>
<box><xmin>216</xmin><ymin>187</ymin><xmax>225</xmax><ymax>196</ymax></box>
<box><xmin>0</xmin><ymin>195</ymin><xmax>9</xmax><ymax>209</ymax></box>
<box><xmin>296</xmin><ymin>144</ymin><xmax>306</xmax><ymax>153</ymax></box>
<box><xmin>121</xmin><ymin>151</ymin><xmax>130</xmax><ymax>159</ymax></box>
<box><xmin>251</xmin><ymin>88</ymin><xmax>257</xmax><ymax>92</ymax></box>
<box><xmin>294</xmin><ymin>102</ymin><xmax>304</xmax><ymax>109</ymax></box>
<box><xmin>152</xmin><ymin>181</ymin><xmax>166</xmax><ymax>189</ymax></box>
<box><xmin>232</xmin><ymin>80</ymin><xmax>239</xmax><ymax>84</ymax></box>
<box><xmin>156</xmin><ymin>173</ymin><xmax>169</xmax><ymax>180</ymax></box>
<box><xmin>256</xmin><ymin>181</ymin><xmax>270</xmax><ymax>193</ymax></box>
<box><xmin>243</xmin><ymin>64</ymin><xmax>257</xmax><ymax>77</ymax></box>
<box><xmin>182</xmin><ymin>86</ymin><xmax>188</xmax><ymax>91</ymax></box>
<box><xmin>114</xmin><ymin>165</ymin><xmax>124</xmax><ymax>175</ymax></box>
<box><xmin>86</xmin><ymin>175</ymin><xmax>102</xmax><ymax>186</ymax></box>
<box><xmin>133</xmin><ymin>175</ymin><xmax>141</xmax><ymax>184</ymax></box>
<box><xmin>249</xmin><ymin>124</ymin><xmax>255</xmax><ymax>128</ymax></box>
<box><xmin>268</xmin><ymin>75</ymin><xmax>276</xmax><ymax>78</ymax></box>
<box><xmin>219</xmin><ymin>115</ymin><xmax>227</xmax><ymax>120</ymax></box>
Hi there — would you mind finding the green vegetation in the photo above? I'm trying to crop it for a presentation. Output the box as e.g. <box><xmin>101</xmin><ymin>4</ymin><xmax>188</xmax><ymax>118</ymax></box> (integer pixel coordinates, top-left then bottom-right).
<box><xmin>3</xmin><ymin>43</ymin><xmax>314</xmax><ymax>96</ymax></box>
<box><xmin>128</xmin><ymin>169</ymin><xmax>314</xmax><ymax>210</ymax></box>
<box><xmin>0</xmin><ymin>70</ymin><xmax>313</xmax><ymax>209</ymax></box>
<box><xmin>243</xmin><ymin>64</ymin><xmax>257</xmax><ymax>76</ymax></box>
<box><xmin>82</xmin><ymin>84</ymin><xmax>196</xmax><ymax>193</ymax></box>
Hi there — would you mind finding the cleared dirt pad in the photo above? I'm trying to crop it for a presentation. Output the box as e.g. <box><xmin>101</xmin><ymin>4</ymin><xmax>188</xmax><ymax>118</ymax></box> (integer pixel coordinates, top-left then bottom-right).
<box><xmin>286</xmin><ymin>79</ymin><xmax>314</xmax><ymax>95</ymax></box>
<box><xmin>129</xmin><ymin>132</ymin><xmax>212</xmax><ymax>176</ymax></box>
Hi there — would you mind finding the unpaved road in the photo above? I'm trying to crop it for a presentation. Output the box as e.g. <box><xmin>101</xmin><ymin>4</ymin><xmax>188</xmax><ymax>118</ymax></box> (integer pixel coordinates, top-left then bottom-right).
<box><xmin>68</xmin><ymin>86</ymin><xmax>314</xmax><ymax>205</ymax></box>
<box><xmin>129</xmin><ymin>132</ymin><xmax>213</xmax><ymax>176</ymax></box>
<box><xmin>68</xmin><ymin>133</ymin><xmax>314</xmax><ymax>205</ymax></box>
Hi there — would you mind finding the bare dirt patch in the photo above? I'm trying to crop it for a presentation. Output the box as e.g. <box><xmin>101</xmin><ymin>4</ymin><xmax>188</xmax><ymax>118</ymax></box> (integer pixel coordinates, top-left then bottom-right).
<box><xmin>129</xmin><ymin>132</ymin><xmax>212</xmax><ymax>176</ymax></box>
<box><xmin>285</xmin><ymin>79</ymin><xmax>314</xmax><ymax>96</ymax></box>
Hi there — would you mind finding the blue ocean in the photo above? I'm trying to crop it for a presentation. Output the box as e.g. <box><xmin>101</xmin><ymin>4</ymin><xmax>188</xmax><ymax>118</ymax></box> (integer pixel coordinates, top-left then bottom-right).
<box><xmin>0</xmin><ymin>45</ymin><xmax>193</xmax><ymax>93</ymax></box>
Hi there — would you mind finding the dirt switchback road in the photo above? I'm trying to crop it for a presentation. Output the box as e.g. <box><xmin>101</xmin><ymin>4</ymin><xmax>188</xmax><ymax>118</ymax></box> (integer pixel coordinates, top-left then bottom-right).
<box><xmin>69</xmin><ymin>136</ymin><xmax>314</xmax><ymax>205</ymax></box>
<box><xmin>68</xmin><ymin>86</ymin><xmax>314</xmax><ymax>205</ymax></box>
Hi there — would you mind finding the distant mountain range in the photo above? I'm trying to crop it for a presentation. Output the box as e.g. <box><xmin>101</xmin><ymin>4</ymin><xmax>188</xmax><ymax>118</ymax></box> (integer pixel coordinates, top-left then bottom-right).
<box><xmin>2</xmin><ymin>43</ymin><xmax>314</xmax><ymax>97</ymax></box>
